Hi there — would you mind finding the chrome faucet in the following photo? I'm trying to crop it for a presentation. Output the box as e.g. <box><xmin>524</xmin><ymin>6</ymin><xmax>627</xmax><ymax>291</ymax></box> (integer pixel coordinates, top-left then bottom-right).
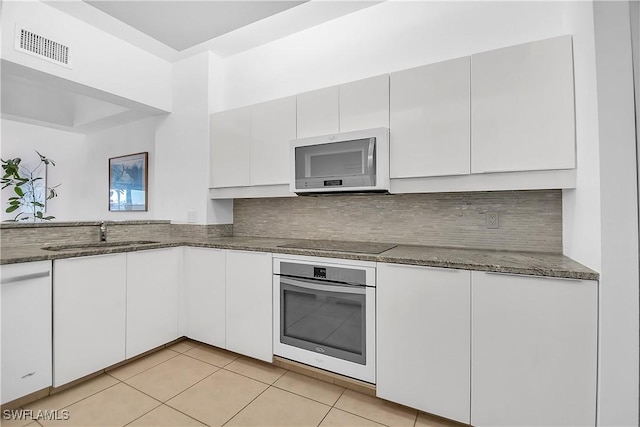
<box><xmin>100</xmin><ymin>221</ymin><xmax>107</xmax><ymax>242</ymax></box>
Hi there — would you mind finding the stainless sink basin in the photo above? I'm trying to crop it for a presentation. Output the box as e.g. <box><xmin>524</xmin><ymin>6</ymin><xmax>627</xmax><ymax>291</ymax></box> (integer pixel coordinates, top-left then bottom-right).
<box><xmin>42</xmin><ymin>241</ymin><xmax>161</xmax><ymax>251</ymax></box>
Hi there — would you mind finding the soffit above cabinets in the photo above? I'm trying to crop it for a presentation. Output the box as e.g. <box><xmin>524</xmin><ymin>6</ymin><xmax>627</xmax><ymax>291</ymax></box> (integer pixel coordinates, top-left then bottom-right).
<box><xmin>44</xmin><ymin>1</ymin><xmax>383</xmax><ymax>61</ymax></box>
<box><xmin>1</xmin><ymin>60</ymin><xmax>167</xmax><ymax>134</ymax></box>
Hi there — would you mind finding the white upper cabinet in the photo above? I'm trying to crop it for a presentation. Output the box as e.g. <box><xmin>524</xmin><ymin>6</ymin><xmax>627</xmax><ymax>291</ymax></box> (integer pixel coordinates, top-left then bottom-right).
<box><xmin>471</xmin><ymin>271</ymin><xmax>597</xmax><ymax>427</ymax></box>
<box><xmin>377</xmin><ymin>263</ymin><xmax>471</xmax><ymax>424</ymax></box>
<box><xmin>250</xmin><ymin>96</ymin><xmax>297</xmax><ymax>186</ymax></box>
<box><xmin>339</xmin><ymin>75</ymin><xmax>389</xmax><ymax>132</ymax></box>
<box><xmin>390</xmin><ymin>57</ymin><xmax>470</xmax><ymax>178</ymax></box>
<box><xmin>296</xmin><ymin>77</ymin><xmax>390</xmax><ymax>139</ymax></box>
<box><xmin>296</xmin><ymin>86</ymin><xmax>340</xmax><ymax>138</ymax></box>
<box><xmin>471</xmin><ymin>36</ymin><xmax>575</xmax><ymax>174</ymax></box>
<box><xmin>126</xmin><ymin>248</ymin><xmax>181</xmax><ymax>359</ymax></box>
<box><xmin>210</xmin><ymin>106</ymin><xmax>251</xmax><ymax>188</ymax></box>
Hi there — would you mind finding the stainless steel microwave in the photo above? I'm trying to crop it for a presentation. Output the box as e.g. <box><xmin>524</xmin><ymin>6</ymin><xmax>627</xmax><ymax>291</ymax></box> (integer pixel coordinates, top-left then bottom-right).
<box><xmin>290</xmin><ymin>128</ymin><xmax>390</xmax><ymax>195</ymax></box>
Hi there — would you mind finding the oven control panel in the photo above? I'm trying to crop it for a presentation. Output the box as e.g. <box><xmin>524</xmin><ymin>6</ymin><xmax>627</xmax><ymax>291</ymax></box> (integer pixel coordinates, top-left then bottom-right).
<box><xmin>280</xmin><ymin>262</ymin><xmax>367</xmax><ymax>286</ymax></box>
<box><xmin>313</xmin><ymin>267</ymin><xmax>326</xmax><ymax>279</ymax></box>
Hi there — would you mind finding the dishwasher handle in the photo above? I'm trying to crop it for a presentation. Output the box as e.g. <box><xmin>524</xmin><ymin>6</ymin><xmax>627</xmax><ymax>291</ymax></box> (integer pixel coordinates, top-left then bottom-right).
<box><xmin>1</xmin><ymin>271</ymin><xmax>50</xmax><ymax>285</ymax></box>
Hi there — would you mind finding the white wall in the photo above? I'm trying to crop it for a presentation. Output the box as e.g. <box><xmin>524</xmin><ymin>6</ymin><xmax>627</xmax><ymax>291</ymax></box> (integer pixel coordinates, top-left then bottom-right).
<box><xmin>1</xmin><ymin>1</ymin><xmax>172</xmax><ymax>112</ymax></box>
<box><xmin>81</xmin><ymin>116</ymin><xmax>158</xmax><ymax>221</ymax></box>
<box><xmin>561</xmin><ymin>2</ymin><xmax>602</xmax><ymax>272</ymax></box>
<box><xmin>155</xmin><ymin>52</ymin><xmax>220</xmax><ymax>224</ymax></box>
<box><xmin>0</xmin><ymin>119</ymin><xmax>86</xmax><ymax>222</ymax></box>
<box><xmin>212</xmin><ymin>1</ymin><xmax>567</xmax><ymax>111</ymax></box>
<box><xmin>0</xmin><ymin>117</ymin><xmax>158</xmax><ymax>222</ymax></box>
<box><xmin>591</xmin><ymin>2</ymin><xmax>639</xmax><ymax>425</ymax></box>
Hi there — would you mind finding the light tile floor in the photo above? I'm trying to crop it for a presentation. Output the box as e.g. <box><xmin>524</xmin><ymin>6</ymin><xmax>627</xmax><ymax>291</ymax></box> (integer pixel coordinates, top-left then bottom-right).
<box><xmin>4</xmin><ymin>340</ymin><xmax>463</xmax><ymax>427</ymax></box>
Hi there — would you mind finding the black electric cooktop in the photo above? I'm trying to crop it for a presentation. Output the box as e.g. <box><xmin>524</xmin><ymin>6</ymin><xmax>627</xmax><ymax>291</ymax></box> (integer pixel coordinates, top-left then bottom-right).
<box><xmin>278</xmin><ymin>240</ymin><xmax>396</xmax><ymax>254</ymax></box>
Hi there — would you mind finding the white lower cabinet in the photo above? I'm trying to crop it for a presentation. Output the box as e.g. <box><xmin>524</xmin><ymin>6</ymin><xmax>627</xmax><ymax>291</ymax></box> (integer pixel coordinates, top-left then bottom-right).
<box><xmin>1</xmin><ymin>261</ymin><xmax>52</xmax><ymax>404</ymax></box>
<box><xmin>377</xmin><ymin>263</ymin><xmax>471</xmax><ymax>424</ymax></box>
<box><xmin>471</xmin><ymin>271</ymin><xmax>597</xmax><ymax>427</ymax></box>
<box><xmin>225</xmin><ymin>250</ymin><xmax>273</xmax><ymax>362</ymax></box>
<box><xmin>53</xmin><ymin>254</ymin><xmax>127</xmax><ymax>387</ymax></box>
<box><xmin>184</xmin><ymin>247</ymin><xmax>226</xmax><ymax>347</ymax></box>
<box><xmin>126</xmin><ymin>248</ymin><xmax>181</xmax><ymax>358</ymax></box>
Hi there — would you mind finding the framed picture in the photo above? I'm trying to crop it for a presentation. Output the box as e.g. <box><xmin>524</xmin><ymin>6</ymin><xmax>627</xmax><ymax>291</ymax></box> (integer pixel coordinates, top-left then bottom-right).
<box><xmin>109</xmin><ymin>152</ymin><xmax>148</xmax><ymax>211</ymax></box>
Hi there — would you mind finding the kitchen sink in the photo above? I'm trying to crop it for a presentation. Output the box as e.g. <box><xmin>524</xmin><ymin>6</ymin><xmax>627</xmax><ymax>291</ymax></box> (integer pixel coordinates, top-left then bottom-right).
<box><xmin>42</xmin><ymin>241</ymin><xmax>161</xmax><ymax>251</ymax></box>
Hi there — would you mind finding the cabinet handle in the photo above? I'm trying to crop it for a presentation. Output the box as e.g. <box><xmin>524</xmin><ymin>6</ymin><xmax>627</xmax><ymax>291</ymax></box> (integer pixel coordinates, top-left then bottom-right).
<box><xmin>1</xmin><ymin>271</ymin><xmax>50</xmax><ymax>284</ymax></box>
<box><xmin>475</xmin><ymin>169</ymin><xmax>515</xmax><ymax>174</ymax></box>
<box><xmin>21</xmin><ymin>371</ymin><xmax>36</xmax><ymax>379</ymax></box>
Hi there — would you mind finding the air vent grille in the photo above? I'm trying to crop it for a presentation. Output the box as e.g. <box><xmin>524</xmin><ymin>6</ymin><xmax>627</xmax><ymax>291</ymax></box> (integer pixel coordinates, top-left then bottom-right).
<box><xmin>15</xmin><ymin>27</ymin><xmax>71</xmax><ymax>68</ymax></box>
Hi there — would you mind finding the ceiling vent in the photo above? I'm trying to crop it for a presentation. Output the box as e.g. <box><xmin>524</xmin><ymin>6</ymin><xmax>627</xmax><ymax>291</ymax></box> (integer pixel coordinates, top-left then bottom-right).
<box><xmin>14</xmin><ymin>26</ymin><xmax>72</xmax><ymax>69</ymax></box>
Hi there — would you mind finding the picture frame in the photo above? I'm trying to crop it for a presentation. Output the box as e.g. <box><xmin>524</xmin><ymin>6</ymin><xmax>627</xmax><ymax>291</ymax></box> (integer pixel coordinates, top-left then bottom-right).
<box><xmin>109</xmin><ymin>152</ymin><xmax>148</xmax><ymax>212</ymax></box>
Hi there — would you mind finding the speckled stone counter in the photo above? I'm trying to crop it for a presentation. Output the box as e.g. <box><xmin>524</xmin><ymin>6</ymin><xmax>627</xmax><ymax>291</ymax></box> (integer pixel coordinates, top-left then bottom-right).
<box><xmin>0</xmin><ymin>236</ymin><xmax>598</xmax><ymax>281</ymax></box>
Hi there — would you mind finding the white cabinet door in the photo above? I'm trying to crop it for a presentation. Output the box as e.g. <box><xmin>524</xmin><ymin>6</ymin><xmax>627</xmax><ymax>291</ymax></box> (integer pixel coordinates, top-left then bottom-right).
<box><xmin>471</xmin><ymin>272</ymin><xmax>597</xmax><ymax>427</ymax></box>
<box><xmin>210</xmin><ymin>106</ymin><xmax>251</xmax><ymax>188</ymax></box>
<box><xmin>296</xmin><ymin>86</ymin><xmax>339</xmax><ymax>138</ymax></box>
<box><xmin>184</xmin><ymin>247</ymin><xmax>226</xmax><ymax>348</ymax></box>
<box><xmin>226</xmin><ymin>250</ymin><xmax>273</xmax><ymax>362</ymax></box>
<box><xmin>1</xmin><ymin>261</ymin><xmax>52</xmax><ymax>404</ymax></box>
<box><xmin>390</xmin><ymin>57</ymin><xmax>470</xmax><ymax>178</ymax></box>
<box><xmin>377</xmin><ymin>263</ymin><xmax>471</xmax><ymax>424</ymax></box>
<box><xmin>126</xmin><ymin>248</ymin><xmax>180</xmax><ymax>358</ymax></box>
<box><xmin>250</xmin><ymin>96</ymin><xmax>296</xmax><ymax>186</ymax></box>
<box><xmin>340</xmin><ymin>75</ymin><xmax>389</xmax><ymax>132</ymax></box>
<box><xmin>53</xmin><ymin>254</ymin><xmax>126</xmax><ymax>387</ymax></box>
<box><xmin>471</xmin><ymin>36</ymin><xmax>575</xmax><ymax>173</ymax></box>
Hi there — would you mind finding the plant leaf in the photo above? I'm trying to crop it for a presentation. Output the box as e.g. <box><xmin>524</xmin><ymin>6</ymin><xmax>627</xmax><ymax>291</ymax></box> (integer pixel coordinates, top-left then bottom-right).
<box><xmin>6</xmin><ymin>205</ymin><xmax>19</xmax><ymax>213</ymax></box>
<box><xmin>14</xmin><ymin>186</ymin><xmax>23</xmax><ymax>196</ymax></box>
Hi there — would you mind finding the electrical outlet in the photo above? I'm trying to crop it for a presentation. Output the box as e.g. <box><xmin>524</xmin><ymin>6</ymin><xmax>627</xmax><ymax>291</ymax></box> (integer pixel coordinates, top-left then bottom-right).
<box><xmin>486</xmin><ymin>211</ymin><xmax>499</xmax><ymax>229</ymax></box>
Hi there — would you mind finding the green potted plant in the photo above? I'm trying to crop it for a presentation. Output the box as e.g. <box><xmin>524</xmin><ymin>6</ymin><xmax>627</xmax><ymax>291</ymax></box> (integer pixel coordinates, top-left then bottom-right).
<box><xmin>1</xmin><ymin>151</ymin><xmax>60</xmax><ymax>222</ymax></box>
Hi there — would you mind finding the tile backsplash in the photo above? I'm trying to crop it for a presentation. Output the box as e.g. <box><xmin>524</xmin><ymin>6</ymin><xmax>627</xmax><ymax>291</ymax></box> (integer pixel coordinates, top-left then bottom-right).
<box><xmin>233</xmin><ymin>190</ymin><xmax>563</xmax><ymax>253</ymax></box>
<box><xmin>0</xmin><ymin>221</ymin><xmax>172</xmax><ymax>246</ymax></box>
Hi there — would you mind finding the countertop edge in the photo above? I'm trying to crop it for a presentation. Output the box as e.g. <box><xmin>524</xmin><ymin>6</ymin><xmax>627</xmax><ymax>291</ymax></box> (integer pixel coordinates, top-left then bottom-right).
<box><xmin>0</xmin><ymin>240</ymin><xmax>600</xmax><ymax>281</ymax></box>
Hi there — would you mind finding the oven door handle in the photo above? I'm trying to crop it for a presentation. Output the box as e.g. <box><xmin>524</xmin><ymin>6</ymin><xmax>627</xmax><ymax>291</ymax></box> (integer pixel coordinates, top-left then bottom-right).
<box><xmin>280</xmin><ymin>277</ymin><xmax>366</xmax><ymax>295</ymax></box>
<box><xmin>367</xmin><ymin>137</ymin><xmax>375</xmax><ymax>174</ymax></box>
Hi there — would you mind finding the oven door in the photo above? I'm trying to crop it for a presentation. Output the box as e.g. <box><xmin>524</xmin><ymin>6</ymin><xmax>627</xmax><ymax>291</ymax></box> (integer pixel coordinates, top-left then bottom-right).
<box><xmin>273</xmin><ymin>276</ymin><xmax>376</xmax><ymax>383</ymax></box>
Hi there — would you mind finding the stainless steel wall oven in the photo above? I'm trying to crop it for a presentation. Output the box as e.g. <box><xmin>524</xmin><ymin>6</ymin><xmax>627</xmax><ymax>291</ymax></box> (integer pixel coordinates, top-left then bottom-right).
<box><xmin>273</xmin><ymin>255</ymin><xmax>376</xmax><ymax>383</ymax></box>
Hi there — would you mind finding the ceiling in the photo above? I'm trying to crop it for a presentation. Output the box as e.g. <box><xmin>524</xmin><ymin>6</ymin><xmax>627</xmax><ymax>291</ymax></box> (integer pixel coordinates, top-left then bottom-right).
<box><xmin>3</xmin><ymin>1</ymin><xmax>382</xmax><ymax>133</ymax></box>
<box><xmin>84</xmin><ymin>1</ymin><xmax>307</xmax><ymax>51</ymax></box>
<box><xmin>46</xmin><ymin>0</ymin><xmax>382</xmax><ymax>61</ymax></box>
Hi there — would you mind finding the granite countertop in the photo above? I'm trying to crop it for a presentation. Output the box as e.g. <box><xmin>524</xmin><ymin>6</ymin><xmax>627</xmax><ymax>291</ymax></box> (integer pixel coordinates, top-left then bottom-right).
<box><xmin>0</xmin><ymin>236</ymin><xmax>598</xmax><ymax>281</ymax></box>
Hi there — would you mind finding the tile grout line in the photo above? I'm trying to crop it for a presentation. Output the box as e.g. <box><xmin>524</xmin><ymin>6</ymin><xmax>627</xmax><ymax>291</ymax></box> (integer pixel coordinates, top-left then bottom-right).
<box><xmin>123</xmin><ymin>364</ymin><xmax>221</xmax><ymax>406</ymax></box>
<box><xmin>35</xmin><ymin>380</ymin><xmax>123</xmax><ymax>415</ymax></box>
<box><xmin>219</xmin><ymin>379</ymin><xmax>276</xmax><ymax>427</ymax></box>
<box><xmin>179</xmin><ymin>349</ymin><xmax>240</xmax><ymax>370</ymax></box>
<box><xmin>123</xmin><ymin>403</ymin><xmax>207</xmax><ymax>427</ymax></box>
<box><xmin>106</xmin><ymin>348</ymin><xmax>182</xmax><ymax>382</ymax></box>
<box><xmin>315</xmin><ymin>404</ymin><xmax>332</xmax><ymax>427</ymax></box>
<box><xmin>328</xmin><ymin>389</ymin><xmax>398</xmax><ymax>427</ymax></box>
<box><xmin>120</xmin><ymin>398</ymin><xmax>163</xmax><ymax>427</ymax></box>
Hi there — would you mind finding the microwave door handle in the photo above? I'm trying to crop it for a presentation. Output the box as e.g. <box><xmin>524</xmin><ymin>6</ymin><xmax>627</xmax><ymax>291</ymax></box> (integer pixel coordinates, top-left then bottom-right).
<box><xmin>367</xmin><ymin>138</ymin><xmax>375</xmax><ymax>173</ymax></box>
<box><xmin>280</xmin><ymin>277</ymin><xmax>366</xmax><ymax>295</ymax></box>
